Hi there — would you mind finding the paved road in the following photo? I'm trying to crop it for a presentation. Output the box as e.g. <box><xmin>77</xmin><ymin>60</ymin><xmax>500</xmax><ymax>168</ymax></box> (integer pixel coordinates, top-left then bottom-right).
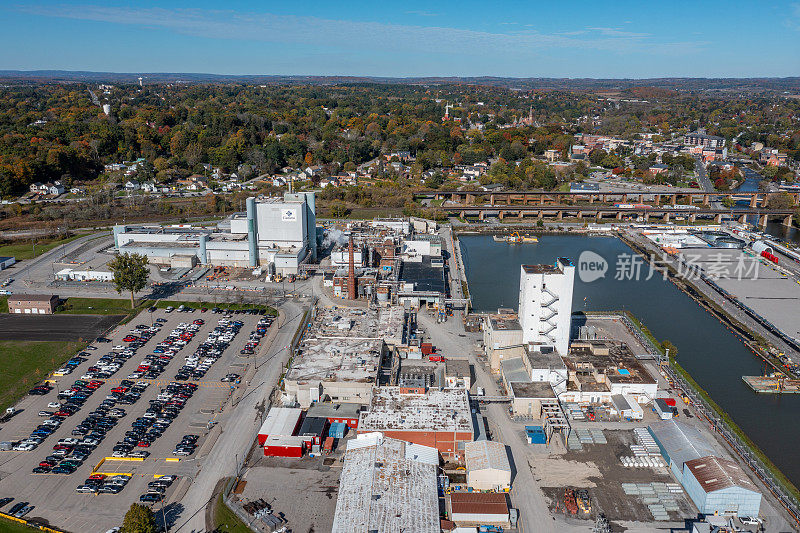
<box><xmin>172</xmin><ymin>299</ymin><xmax>305</xmax><ymax>532</ymax></box>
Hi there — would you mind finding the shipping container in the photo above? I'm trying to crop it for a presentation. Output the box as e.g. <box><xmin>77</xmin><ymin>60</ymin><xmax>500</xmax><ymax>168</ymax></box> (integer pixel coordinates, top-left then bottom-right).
<box><xmin>323</xmin><ymin>437</ymin><xmax>334</xmax><ymax>454</ymax></box>
<box><xmin>653</xmin><ymin>398</ymin><xmax>673</xmax><ymax>420</ymax></box>
<box><xmin>525</xmin><ymin>425</ymin><xmax>547</xmax><ymax>444</ymax></box>
<box><xmin>329</xmin><ymin>421</ymin><xmax>347</xmax><ymax>439</ymax></box>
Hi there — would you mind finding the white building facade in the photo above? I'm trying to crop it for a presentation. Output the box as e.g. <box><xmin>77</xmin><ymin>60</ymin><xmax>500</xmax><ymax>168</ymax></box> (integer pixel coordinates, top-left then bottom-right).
<box><xmin>518</xmin><ymin>259</ymin><xmax>575</xmax><ymax>355</ymax></box>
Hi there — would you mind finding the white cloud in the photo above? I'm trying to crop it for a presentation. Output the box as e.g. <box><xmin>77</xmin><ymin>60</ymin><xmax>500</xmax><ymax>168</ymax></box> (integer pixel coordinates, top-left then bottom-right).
<box><xmin>14</xmin><ymin>4</ymin><xmax>702</xmax><ymax>58</ymax></box>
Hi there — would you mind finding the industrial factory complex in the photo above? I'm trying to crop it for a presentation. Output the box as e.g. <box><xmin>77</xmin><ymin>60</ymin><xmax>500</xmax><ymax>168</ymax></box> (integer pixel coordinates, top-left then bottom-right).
<box><xmin>1</xmin><ymin>194</ymin><xmax>795</xmax><ymax>533</ymax></box>
<box><xmin>113</xmin><ymin>192</ymin><xmax>317</xmax><ymax>273</ymax></box>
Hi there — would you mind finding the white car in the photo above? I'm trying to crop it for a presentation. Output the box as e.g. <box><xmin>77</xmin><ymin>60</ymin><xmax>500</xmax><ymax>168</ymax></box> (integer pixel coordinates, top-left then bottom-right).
<box><xmin>47</xmin><ymin>402</ymin><xmax>61</xmax><ymax>409</ymax></box>
<box><xmin>57</xmin><ymin>438</ymin><xmax>79</xmax><ymax>446</ymax></box>
<box><xmin>80</xmin><ymin>438</ymin><xmax>100</xmax><ymax>447</ymax></box>
<box><xmin>13</xmin><ymin>443</ymin><xmax>35</xmax><ymax>451</ymax></box>
<box><xmin>111</xmin><ymin>451</ymin><xmax>128</xmax><ymax>458</ymax></box>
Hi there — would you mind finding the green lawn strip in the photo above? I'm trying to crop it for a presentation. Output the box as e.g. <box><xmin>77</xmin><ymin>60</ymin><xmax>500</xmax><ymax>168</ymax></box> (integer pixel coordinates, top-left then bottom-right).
<box><xmin>213</xmin><ymin>492</ymin><xmax>251</xmax><ymax>533</ymax></box>
<box><xmin>0</xmin><ymin>297</ymin><xmax>7</xmax><ymax>313</ymax></box>
<box><xmin>54</xmin><ymin>296</ymin><xmax>150</xmax><ymax>320</ymax></box>
<box><xmin>0</xmin><ymin>340</ymin><xmax>86</xmax><ymax>412</ymax></box>
<box><xmin>0</xmin><ymin>235</ymin><xmax>83</xmax><ymax>261</ymax></box>
<box><xmin>0</xmin><ymin>516</ymin><xmax>39</xmax><ymax>533</ymax></box>
<box><xmin>155</xmin><ymin>300</ymin><xmax>276</xmax><ymax>315</ymax></box>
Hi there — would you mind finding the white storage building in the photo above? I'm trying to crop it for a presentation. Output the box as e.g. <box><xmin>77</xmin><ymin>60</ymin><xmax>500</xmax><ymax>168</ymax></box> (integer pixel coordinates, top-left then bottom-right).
<box><xmin>464</xmin><ymin>440</ymin><xmax>511</xmax><ymax>491</ymax></box>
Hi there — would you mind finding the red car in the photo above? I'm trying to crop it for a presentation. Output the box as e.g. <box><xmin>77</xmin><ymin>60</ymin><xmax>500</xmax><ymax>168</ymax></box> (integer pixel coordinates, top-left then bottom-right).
<box><xmin>86</xmin><ymin>381</ymin><xmax>104</xmax><ymax>389</ymax></box>
<box><xmin>52</xmin><ymin>444</ymin><xmax>72</xmax><ymax>451</ymax></box>
<box><xmin>39</xmin><ymin>460</ymin><xmax>57</xmax><ymax>467</ymax></box>
<box><xmin>111</xmin><ymin>387</ymin><xmax>129</xmax><ymax>394</ymax></box>
<box><xmin>193</xmin><ymin>319</ymin><xmax>204</xmax><ymax>325</ymax></box>
<box><xmin>123</xmin><ymin>336</ymin><xmax>138</xmax><ymax>342</ymax></box>
<box><xmin>88</xmin><ymin>474</ymin><xmax>106</xmax><ymax>481</ymax></box>
<box><xmin>54</xmin><ymin>410</ymin><xmax>72</xmax><ymax>417</ymax></box>
<box><xmin>137</xmin><ymin>440</ymin><xmax>152</xmax><ymax>448</ymax></box>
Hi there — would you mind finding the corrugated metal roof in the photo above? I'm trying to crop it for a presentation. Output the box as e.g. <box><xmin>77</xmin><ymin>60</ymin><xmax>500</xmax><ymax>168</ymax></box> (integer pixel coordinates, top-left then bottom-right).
<box><xmin>464</xmin><ymin>441</ymin><xmax>511</xmax><ymax>473</ymax></box>
<box><xmin>648</xmin><ymin>420</ymin><xmax>715</xmax><ymax>468</ymax></box>
<box><xmin>332</xmin><ymin>436</ymin><xmax>439</xmax><ymax>533</ymax></box>
<box><xmin>450</xmin><ymin>492</ymin><xmax>509</xmax><ymax>516</ymax></box>
<box><xmin>684</xmin><ymin>456</ymin><xmax>759</xmax><ymax>494</ymax></box>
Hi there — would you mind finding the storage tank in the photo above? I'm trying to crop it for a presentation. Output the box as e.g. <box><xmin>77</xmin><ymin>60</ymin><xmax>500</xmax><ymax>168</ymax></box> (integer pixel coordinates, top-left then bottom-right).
<box><xmin>246</xmin><ymin>196</ymin><xmax>258</xmax><ymax>267</ymax></box>
<box><xmin>198</xmin><ymin>234</ymin><xmax>208</xmax><ymax>264</ymax></box>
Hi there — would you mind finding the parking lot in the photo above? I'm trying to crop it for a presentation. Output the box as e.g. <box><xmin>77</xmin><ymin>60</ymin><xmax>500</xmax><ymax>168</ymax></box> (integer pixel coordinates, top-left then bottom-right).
<box><xmin>0</xmin><ymin>306</ymin><xmax>273</xmax><ymax>531</ymax></box>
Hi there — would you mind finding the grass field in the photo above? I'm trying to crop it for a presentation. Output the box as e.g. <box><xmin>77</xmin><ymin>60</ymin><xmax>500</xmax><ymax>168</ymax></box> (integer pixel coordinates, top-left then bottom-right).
<box><xmin>212</xmin><ymin>493</ymin><xmax>250</xmax><ymax>533</ymax></box>
<box><xmin>0</xmin><ymin>340</ymin><xmax>85</xmax><ymax>412</ymax></box>
<box><xmin>0</xmin><ymin>516</ymin><xmax>37</xmax><ymax>533</ymax></box>
<box><xmin>0</xmin><ymin>297</ymin><xmax>7</xmax><ymax>313</ymax></box>
<box><xmin>0</xmin><ymin>235</ymin><xmax>82</xmax><ymax>261</ymax></box>
<box><xmin>55</xmin><ymin>297</ymin><xmax>143</xmax><ymax>316</ymax></box>
<box><xmin>155</xmin><ymin>300</ymin><xmax>276</xmax><ymax>315</ymax></box>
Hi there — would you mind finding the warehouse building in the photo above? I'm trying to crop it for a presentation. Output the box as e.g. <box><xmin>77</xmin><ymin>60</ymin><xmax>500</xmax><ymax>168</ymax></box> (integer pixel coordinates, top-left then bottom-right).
<box><xmin>257</xmin><ymin>407</ymin><xmax>302</xmax><ymax>446</ymax></box>
<box><xmin>448</xmin><ymin>492</ymin><xmax>510</xmax><ymax>528</ymax></box>
<box><xmin>648</xmin><ymin>420</ymin><xmax>717</xmax><ymax>482</ymax></box>
<box><xmin>55</xmin><ymin>268</ymin><xmax>114</xmax><ymax>282</ymax></box>
<box><xmin>332</xmin><ymin>433</ymin><xmax>439</xmax><ymax>533</ymax></box>
<box><xmin>8</xmin><ymin>294</ymin><xmax>58</xmax><ymax>314</ymax></box>
<box><xmin>306</xmin><ymin>402</ymin><xmax>362</xmax><ymax>429</ymax></box>
<box><xmin>114</xmin><ymin>192</ymin><xmax>316</xmax><ymax>273</ymax></box>
<box><xmin>283</xmin><ymin>306</ymin><xmax>403</xmax><ymax>408</ymax></box>
<box><xmin>357</xmin><ymin>387</ymin><xmax>473</xmax><ymax>461</ymax></box>
<box><xmin>464</xmin><ymin>440</ymin><xmax>511</xmax><ymax>491</ymax></box>
<box><xmin>682</xmin><ymin>456</ymin><xmax>762</xmax><ymax>517</ymax></box>
<box><xmin>0</xmin><ymin>256</ymin><xmax>16</xmax><ymax>270</ymax></box>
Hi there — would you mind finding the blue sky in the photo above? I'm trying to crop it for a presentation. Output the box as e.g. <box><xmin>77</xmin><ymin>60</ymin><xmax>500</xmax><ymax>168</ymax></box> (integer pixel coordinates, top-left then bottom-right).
<box><xmin>1</xmin><ymin>0</ymin><xmax>799</xmax><ymax>78</ymax></box>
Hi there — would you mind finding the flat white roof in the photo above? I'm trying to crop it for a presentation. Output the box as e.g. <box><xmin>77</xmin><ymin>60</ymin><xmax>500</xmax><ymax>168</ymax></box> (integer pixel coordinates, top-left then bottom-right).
<box><xmin>358</xmin><ymin>387</ymin><xmax>473</xmax><ymax>433</ymax></box>
<box><xmin>332</xmin><ymin>436</ymin><xmax>439</xmax><ymax>533</ymax></box>
<box><xmin>258</xmin><ymin>407</ymin><xmax>302</xmax><ymax>437</ymax></box>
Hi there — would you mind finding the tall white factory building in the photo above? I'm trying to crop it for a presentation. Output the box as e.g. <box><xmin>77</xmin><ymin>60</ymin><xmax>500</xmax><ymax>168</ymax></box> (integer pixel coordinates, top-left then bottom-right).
<box><xmin>114</xmin><ymin>192</ymin><xmax>316</xmax><ymax>274</ymax></box>
<box><xmin>518</xmin><ymin>258</ymin><xmax>575</xmax><ymax>355</ymax></box>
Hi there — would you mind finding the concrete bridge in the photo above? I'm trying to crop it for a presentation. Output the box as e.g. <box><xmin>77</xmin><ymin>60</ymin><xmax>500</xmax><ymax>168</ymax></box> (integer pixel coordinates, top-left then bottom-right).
<box><xmin>435</xmin><ymin>204</ymin><xmax>796</xmax><ymax>227</ymax></box>
<box><xmin>417</xmin><ymin>189</ymin><xmax>800</xmax><ymax>209</ymax></box>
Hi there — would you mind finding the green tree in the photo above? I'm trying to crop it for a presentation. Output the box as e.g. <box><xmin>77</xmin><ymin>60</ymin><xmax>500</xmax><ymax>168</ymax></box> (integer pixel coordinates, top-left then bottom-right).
<box><xmin>121</xmin><ymin>503</ymin><xmax>156</xmax><ymax>533</ymax></box>
<box><xmin>108</xmin><ymin>252</ymin><xmax>150</xmax><ymax>309</ymax></box>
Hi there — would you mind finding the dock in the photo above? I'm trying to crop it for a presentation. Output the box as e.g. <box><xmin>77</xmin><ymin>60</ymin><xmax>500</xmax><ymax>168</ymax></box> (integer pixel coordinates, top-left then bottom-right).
<box><xmin>742</xmin><ymin>375</ymin><xmax>800</xmax><ymax>394</ymax></box>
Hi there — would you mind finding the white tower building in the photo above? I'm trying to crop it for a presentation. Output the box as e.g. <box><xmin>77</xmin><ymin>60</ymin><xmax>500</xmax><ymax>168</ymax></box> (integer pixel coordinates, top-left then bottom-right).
<box><xmin>518</xmin><ymin>258</ymin><xmax>575</xmax><ymax>355</ymax></box>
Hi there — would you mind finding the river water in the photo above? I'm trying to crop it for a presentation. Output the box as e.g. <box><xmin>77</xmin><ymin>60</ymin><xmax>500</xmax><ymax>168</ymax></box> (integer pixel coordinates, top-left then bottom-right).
<box><xmin>460</xmin><ymin>234</ymin><xmax>800</xmax><ymax>488</ymax></box>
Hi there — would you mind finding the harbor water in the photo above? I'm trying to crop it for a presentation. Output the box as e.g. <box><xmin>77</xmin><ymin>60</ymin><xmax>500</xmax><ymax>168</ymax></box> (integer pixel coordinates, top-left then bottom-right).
<box><xmin>460</xmin><ymin>234</ymin><xmax>800</xmax><ymax>489</ymax></box>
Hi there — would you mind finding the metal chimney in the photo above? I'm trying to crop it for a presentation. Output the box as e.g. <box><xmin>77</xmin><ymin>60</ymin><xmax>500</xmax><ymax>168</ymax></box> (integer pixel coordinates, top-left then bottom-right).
<box><xmin>348</xmin><ymin>236</ymin><xmax>357</xmax><ymax>300</ymax></box>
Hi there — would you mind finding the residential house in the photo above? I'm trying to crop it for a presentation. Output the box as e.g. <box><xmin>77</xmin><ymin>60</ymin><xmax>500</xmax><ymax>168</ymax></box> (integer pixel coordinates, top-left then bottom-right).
<box><xmin>47</xmin><ymin>183</ymin><xmax>65</xmax><ymax>195</ymax></box>
<box><xmin>124</xmin><ymin>180</ymin><xmax>141</xmax><ymax>191</ymax></box>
